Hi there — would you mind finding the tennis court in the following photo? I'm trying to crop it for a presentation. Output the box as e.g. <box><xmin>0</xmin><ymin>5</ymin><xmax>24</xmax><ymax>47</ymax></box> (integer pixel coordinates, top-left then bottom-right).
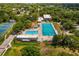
<box><xmin>0</xmin><ymin>23</ymin><xmax>13</xmax><ymax>37</ymax></box>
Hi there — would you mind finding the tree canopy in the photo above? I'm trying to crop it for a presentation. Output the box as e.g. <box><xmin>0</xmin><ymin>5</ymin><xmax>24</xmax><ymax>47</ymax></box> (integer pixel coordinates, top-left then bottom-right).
<box><xmin>20</xmin><ymin>46</ymin><xmax>40</xmax><ymax>56</ymax></box>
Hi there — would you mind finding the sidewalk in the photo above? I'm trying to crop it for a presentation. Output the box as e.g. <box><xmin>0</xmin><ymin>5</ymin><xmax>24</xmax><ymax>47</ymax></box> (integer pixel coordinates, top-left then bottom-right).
<box><xmin>0</xmin><ymin>35</ymin><xmax>15</xmax><ymax>56</ymax></box>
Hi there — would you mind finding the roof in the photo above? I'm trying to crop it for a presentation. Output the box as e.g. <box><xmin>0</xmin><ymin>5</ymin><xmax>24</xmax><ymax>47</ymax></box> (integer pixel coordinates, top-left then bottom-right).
<box><xmin>16</xmin><ymin>35</ymin><xmax>38</xmax><ymax>39</ymax></box>
<box><xmin>38</xmin><ymin>17</ymin><xmax>44</xmax><ymax>22</ymax></box>
<box><xmin>43</xmin><ymin>14</ymin><xmax>51</xmax><ymax>19</ymax></box>
<box><xmin>9</xmin><ymin>20</ymin><xmax>16</xmax><ymax>22</ymax></box>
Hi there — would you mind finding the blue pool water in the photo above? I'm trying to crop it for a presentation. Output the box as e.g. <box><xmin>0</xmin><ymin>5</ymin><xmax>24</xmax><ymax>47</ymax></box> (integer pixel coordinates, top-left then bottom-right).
<box><xmin>25</xmin><ymin>31</ymin><xmax>38</xmax><ymax>35</ymax></box>
<box><xmin>42</xmin><ymin>23</ymin><xmax>56</xmax><ymax>36</ymax></box>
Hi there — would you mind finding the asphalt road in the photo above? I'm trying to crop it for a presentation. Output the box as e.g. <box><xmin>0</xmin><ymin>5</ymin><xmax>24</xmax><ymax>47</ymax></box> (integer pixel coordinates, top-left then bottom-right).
<box><xmin>0</xmin><ymin>35</ymin><xmax>15</xmax><ymax>55</ymax></box>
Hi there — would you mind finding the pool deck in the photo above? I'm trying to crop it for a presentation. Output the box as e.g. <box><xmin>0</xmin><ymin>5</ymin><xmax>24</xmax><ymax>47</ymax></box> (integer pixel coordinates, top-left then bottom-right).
<box><xmin>37</xmin><ymin>23</ymin><xmax>43</xmax><ymax>42</ymax></box>
<box><xmin>51</xmin><ymin>23</ymin><xmax>58</xmax><ymax>35</ymax></box>
<box><xmin>20</xmin><ymin>22</ymin><xmax>57</xmax><ymax>42</ymax></box>
<box><xmin>37</xmin><ymin>22</ymin><xmax>54</xmax><ymax>42</ymax></box>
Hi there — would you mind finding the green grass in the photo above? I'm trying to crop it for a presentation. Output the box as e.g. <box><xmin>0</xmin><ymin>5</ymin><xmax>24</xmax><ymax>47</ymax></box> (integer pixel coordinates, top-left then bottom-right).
<box><xmin>4</xmin><ymin>48</ymin><xmax>19</xmax><ymax>56</ymax></box>
<box><xmin>40</xmin><ymin>45</ymin><xmax>76</xmax><ymax>56</ymax></box>
<box><xmin>12</xmin><ymin>39</ymin><xmax>39</xmax><ymax>46</ymax></box>
<box><xmin>4</xmin><ymin>40</ymin><xmax>79</xmax><ymax>56</ymax></box>
<box><xmin>0</xmin><ymin>41</ymin><xmax>3</xmax><ymax>45</ymax></box>
<box><xmin>0</xmin><ymin>36</ymin><xmax>5</xmax><ymax>45</ymax></box>
<box><xmin>4</xmin><ymin>40</ymin><xmax>40</xmax><ymax>56</ymax></box>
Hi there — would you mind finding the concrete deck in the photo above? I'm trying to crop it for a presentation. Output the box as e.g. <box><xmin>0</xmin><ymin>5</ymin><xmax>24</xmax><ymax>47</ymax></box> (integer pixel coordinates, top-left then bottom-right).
<box><xmin>37</xmin><ymin>22</ymin><xmax>53</xmax><ymax>42</ymax></box>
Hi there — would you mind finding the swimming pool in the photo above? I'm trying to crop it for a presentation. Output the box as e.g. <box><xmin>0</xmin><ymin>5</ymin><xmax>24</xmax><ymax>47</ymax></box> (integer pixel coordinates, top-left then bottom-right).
<box><xmin>42</xmin><ymin>23</ymin><xmax>56</xmax><ymax>36</ymax></box>
<box><xmin>25</xmin><ymin>30</ymin><xmax>38</xmax><ymax>35</ymax></box>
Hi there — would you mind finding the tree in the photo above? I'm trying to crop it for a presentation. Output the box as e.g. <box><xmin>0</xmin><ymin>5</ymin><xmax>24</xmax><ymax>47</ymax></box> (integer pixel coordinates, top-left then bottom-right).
<box><xmin>20</xmin><ymin>46</ymin><xmax>40</xmax><ymax>56</ymax></box>
<box><xmin>61</xmin><ymin>36</ymin><xmax>73</xmax><ymax>47</ymax></box>
<box><xmin>0</xmin><ymin>10</ymin><xmax>9</xmax><ymax>22</ymax></box>
<box><xmin>69</xmin><ymin>36</ymin><xmax>79</xmax><ymax>49</ymax></box>
<box><xmin>74</xmin><ymin>30</ymin><xmax>79</xmax><ymax>37</ymax></box>
<box><xmin>62</xmin><ymin>20</ymin><xmax>74</xmax><ymax>30</ymax></box>
<box><xmin>13</xmin><ymin>22</ymin><xmax>23</xmax><ymax>33</ymax></box>
<box><xmin>53</xmin><ymin>16</ymin><xmax>60</xmax><ymax>22</ymax></box>
<box><xmin>52</xmin><ymin>35</ymin><xmax>63</xmax><ymax>45</ymax></box>
<box><xmin>24</xmin><ymin>20</ymin><xmax>32</xmax><ymax>29</ymax></box>
<box><xmin>52</xmin><ymin>35</ymin><xmax>77</xmax><ymax>48</ymax></box>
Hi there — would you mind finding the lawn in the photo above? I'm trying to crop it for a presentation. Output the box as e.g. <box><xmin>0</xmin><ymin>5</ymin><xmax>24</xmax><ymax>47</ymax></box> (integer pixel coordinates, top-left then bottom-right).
<box><xmin>4</xmin><ymin>40</ymin><xmax>79</xmax><ymax>56</ymax></box>
<box><xmin>40</xmin><ymin>45</ymin><xmax>78</xmax><ymax>56</ymax></box>
<box><xmin>4</xmin><ymin>40</ymin><xmax>40</xmax><ymax>56</ymax></box>
<box><xmin>40</xmin><ymin>42</ymin><xmax>79</xmax><ymax>56</ymax></box>
<box><xmin>4</xmin><ymin>46</ymin><xmax>25</xmax><ymax>56</ymax></box>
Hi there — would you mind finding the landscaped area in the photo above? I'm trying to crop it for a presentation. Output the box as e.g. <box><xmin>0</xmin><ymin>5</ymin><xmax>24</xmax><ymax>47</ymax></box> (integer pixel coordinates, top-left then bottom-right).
<box><xmin>4</xmin><ymin>41</ymin><xmax>39</xmax><ymax>56</ymax></box>
<box><xmin>0</xmin><ymin>3</ymin><xmax>79</xmax><ymax>56</ymax></box>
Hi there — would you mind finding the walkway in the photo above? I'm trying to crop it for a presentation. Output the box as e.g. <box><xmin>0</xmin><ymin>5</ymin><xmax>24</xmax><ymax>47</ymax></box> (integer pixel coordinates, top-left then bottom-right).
<box><xmin>37</xmin><ymin>23</ymin><xmax>43</xmax><ymax>42</ymax></box>
<box><xmin>0</xmin><ymin>35</ymin><xmax>15</xmax><ymax>56</ymax></box>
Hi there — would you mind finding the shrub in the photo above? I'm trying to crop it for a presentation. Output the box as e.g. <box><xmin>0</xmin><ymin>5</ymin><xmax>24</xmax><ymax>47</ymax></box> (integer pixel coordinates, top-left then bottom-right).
<box><xmin>20</xmin><ymin>46</ymin><xmax>40</xmax><ymax>56</ymax></box>
<box><xmin>74</xmin><ymin>30</ymin><xmax>79</xmax><ymax>37</ymax></box>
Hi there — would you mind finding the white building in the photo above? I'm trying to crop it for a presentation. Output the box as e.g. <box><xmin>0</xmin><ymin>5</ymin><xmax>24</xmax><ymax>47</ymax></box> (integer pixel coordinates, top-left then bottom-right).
<box><xmin>9</xmin><ymin>19</ymin><xmax>16</xmax><ymax>23</ymax></box>
<box><xmin>37</xmin><ymin>17</ymin><xmax>44</xmax><ymax>22</ymax></box>
<box><xmin>16</xmin><ymin>35</ymin><xmax>38</xmax><ymax>41</ymax></box>
<box><xmin>43</xmin><ymin>14</ymin><xmax>52</xmax><ymax>20</ymax></box>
